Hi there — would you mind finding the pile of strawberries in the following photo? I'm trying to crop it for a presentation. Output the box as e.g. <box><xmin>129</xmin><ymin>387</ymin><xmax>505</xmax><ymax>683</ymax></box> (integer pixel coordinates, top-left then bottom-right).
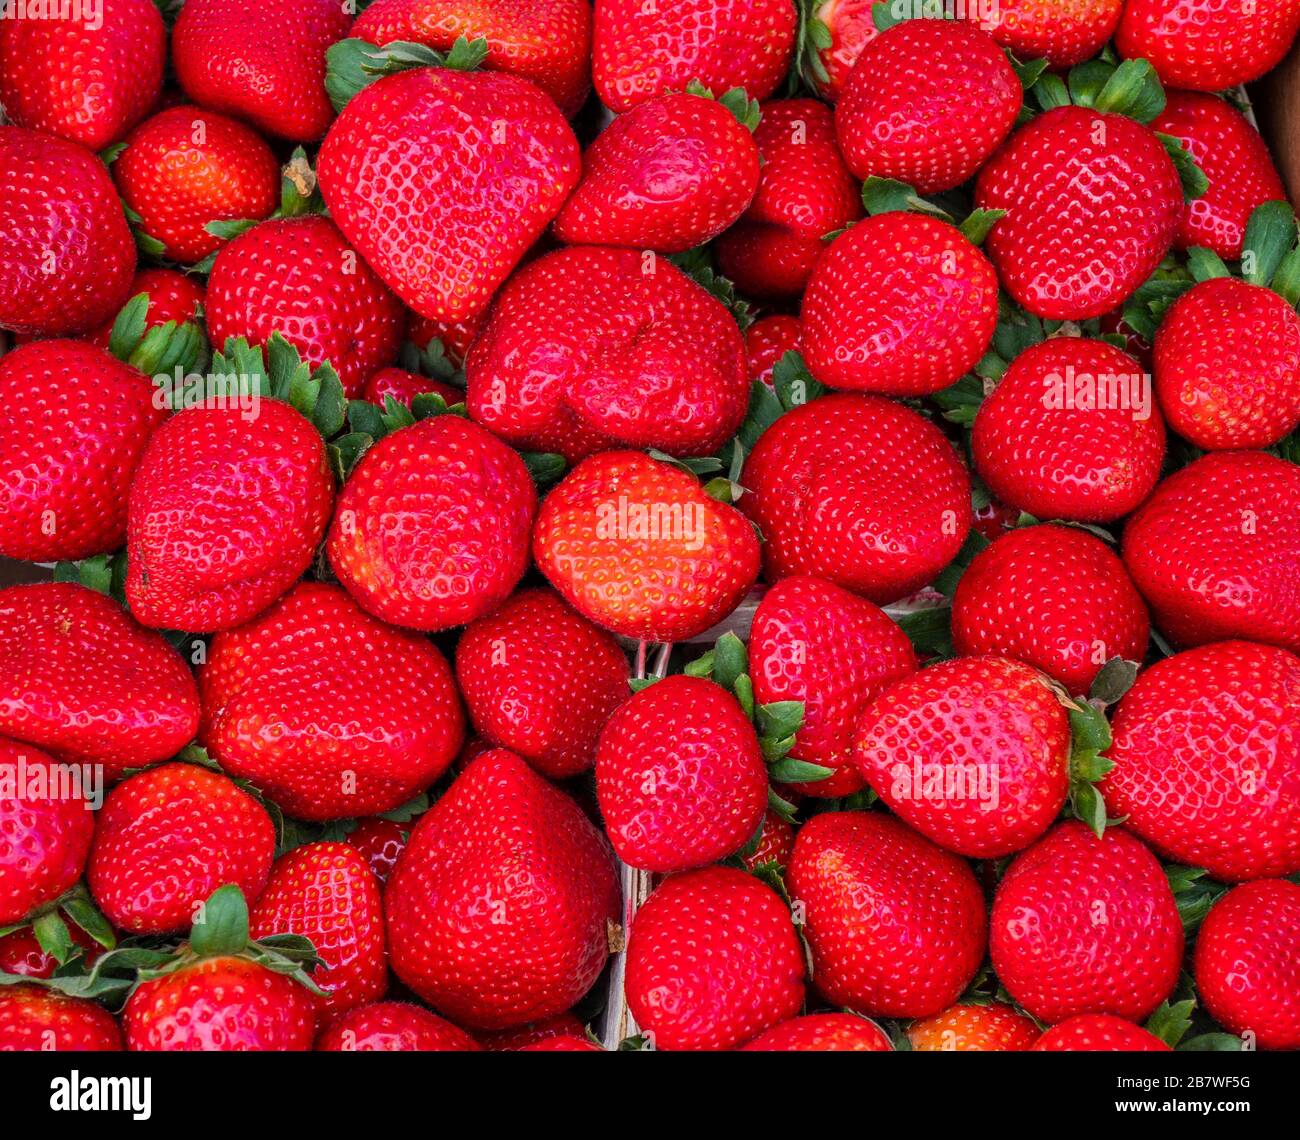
<box><xmin>1</xmin><ymin>0</ymin><xmax>1299</xmax><ymax>1055</ymax></box>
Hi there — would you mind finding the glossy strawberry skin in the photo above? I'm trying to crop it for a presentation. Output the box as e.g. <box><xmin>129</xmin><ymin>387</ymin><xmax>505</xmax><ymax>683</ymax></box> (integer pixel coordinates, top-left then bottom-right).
<box><xmin>345</xmin><ymin>818</ymin><xmax>410</xmax><ymax>886</ymax></box>
<box><xmin>741</xmin><ymin>394</ymin><xmax>972</xmax><ymax>605</ymax></box>
<box><xmin>625</xmin><ymin>865</ymin><xmax>805</xmax><ymax>1051</ymax></box>
<box><xmin>805</xmin><ymin>0</ymin><xmax>879</xmax><ymax>101</ymax></box>
<box><xmin>0</xmin><ymin>924</ymin><xmax>102</xmax><ymax>979</ymax></box>
<box><xmin>362</xmin><ymin>368</ymin><xmax>464</xmax><ymax>412</ymax></box>
<box><xmin>318</xmin><ymin>68</ymin><xmax>579</xmax><ymax>323</ymax></box>
<box><xmin>328</xmin><ymin>416</ymin><xmax>536</xmax><ymax>632</ymax></box>
<box><xmin>385</xmin><ymin>749</ymin><xmax>619</xmax><ymax>1029</ymax></box>
<box><xmin>787</xmin><ymin>811</ymin><xmax>987</xmax><ymax>1019</ymax></box>
<box><xmin>742</xmin><ymin>808</ymin><xmax>796</xmax><ymax>873</ymax></box>
<box><xmin>745</xmin><ymin>314</ymin><xmax>803</xmax><ymax>386</ymax></box>
<box><xmin>976</xmin><ymin>107</ymin><xmax>1183</xmax><ymax>320</ymax></box>
<box><xmin>88</xmin><ymin>763</ymin><xmax>275</xmax><ymax>935</ymax></box>
<box><xmin>315</xmin><ymin>1001</ymin><xmax>481</xmax><ymax>1051</ymax></box>
<box><xmin>742</xmin><ymin>1013</ymin><xmax>892</xmax><ymax>1052</ymax></box>
<box><xmin>0</xmin><ymin>985</ymin><xmax>122</xmax><ymax>1052</ymax></box>
<box><xmin>908</xmin><ymin>1003</ymin><xmax>1042</xmax><ymax>1052</ymax></box>
<box><xmin>1102</xmin><ymin>641</ymin><xmax>1300</xmax><ymax>882</ymax></box>
<box><xmin>0</xmin><ymin>340</ymin><xmax>167</xmax><ymax>561</ymax></box>
<box><xmin>518</xmin><ymin>1034</ymin><xmax>602</xmax><ymax>1051</ymax></box>
<box><xmin>466</xmin><ymin>246</ymin><xmax>748</xmax><ymax>463</ymax></box>
<box><xmin>750</xmin><ymin>576</ymin><xmax>918</xmax><ymax>797</ymax></box>
<box><xmin>965</xmin><ymin>0</ymin><xmax>1123</xmax><ymax>69</ymax></box>
<box><xmin>533</xmin><ymin>450</ymin><xmax>761</xmax><ymax>642</ymax></box>
<box><xmin>801</xmin><ymin>213</ymin><xmax>999</xmax><ymax>395</ymax></box>
<box><xmin>0</xmin><ymin>583</ymin><xmax>200</xmax><ymax>781</ymax></box>
<box><xmin>408</xmin><ymin>312</ymin><xmax>484</xmax><ymax>367</ymax></box>
<box><xmin>990</xmin><ymin>821</ymin><xmax>1184</xmax><ymax>1025</ymax></box>
<box><xmin>476</xmin><ymin>1011</ymin><xmax>586</xmax><ymax>1051</ymax></box>
<box><xmin>1032</xmin><ymin>1014</ymin><xmax>1171</xmax><ymax>1052</ymax></box>
<box><xmin>88</xmin><ymin>269</ymin><xmax>206</xmax><ymax>351</ymax></box>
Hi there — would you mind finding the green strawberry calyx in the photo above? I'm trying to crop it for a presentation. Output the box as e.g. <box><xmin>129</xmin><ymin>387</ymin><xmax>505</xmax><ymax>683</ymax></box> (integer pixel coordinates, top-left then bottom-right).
<box><xmin>106</xmin><ymin>291</ymin><xmax>209</xmax><ymax>377</ymax></box>
<box><xmin>0</xmin><ymin>884</ymin><xmax>116</xmax><ymax>970</ymax></box>
<box><xmin>326</xmin><ymin>35</ymin><xmax>489</xmax><ymax>112</ymax></box>
<box><xmin>859</xmin><ymin>177</ymin><xmax>1006</xmax><ymax>246</ymax></box>
<box><xmin>681</xmin><ymin>80</ymin><xmax>762</xmax><ymax>132</ymax></box>
<box><xmin>1055</xmin><ymin>657</ymin><xmax>1138</xmax><ymax>838</ymax></box>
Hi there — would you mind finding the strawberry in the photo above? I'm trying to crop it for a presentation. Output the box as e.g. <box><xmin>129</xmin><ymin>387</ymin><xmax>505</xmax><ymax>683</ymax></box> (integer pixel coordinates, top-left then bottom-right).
<box><xmin>741</xmin><ymin>808</ymin><xmax>796</xmax><ymax>872</ymax></box>
<box><xmin>0</xmin><ymin>126</ymin><xmax>136</xmax><ymax>337</ymax></box>
<box><xmin>477</xmin><ymin>1011</ymin><xmax>586</xmax><ymax>1051</ymax></box>
<box><xmin>990</xmin><ymin>821</ymin><xmax>1184</xmax><ymax>1024</ymax></box>
<box><xmin>0</xmin><ymin>985</ymin><xmax>122</xmax><ymax>1052</ymax></box>
<box><xmin>0</xmin><ymin>924</ymin><xmax>104</xmax><ymax>980</ymax></box>
<box><xmin>385</xmin><ymin>749</ymin><xmax>619</xmax><ymax>1029</ymax></box>
<box><xmin>199</xmin><ymin>582</ymin><xmax>464</xmax><ymax>819</ymax></box>
<box><xmin>89</xmin><ymin>269</ymin><xmax>207</xmax><ymax>351</ymax></box>
<box><xmin>975</xmin><ymin>106</ymin><xmax>1184</xmax><ymax>320</ymax></box>
<box><xmin>741</xmin><ymin>1013</ymin><xmax>892</xmax><ymax>1052</ymax></box>
<box><xmin>127</xmin><ymin>397</ymin><xmax>335</xmax><ymax>633</ymax></box>
<box><xmin>112</xmin><ymin>106</ymin><xmax>281</xmax><ymax>266</ymax></box>
<box><xmin>834</xmin><ymin>19</ymin><xmax>1020</xmax><ymax>195</ymax></box>
<box><xmin>1153</xmin><ymin>278</ymin><xmax>1300</xmax><ymax>450</ymax></box>
<box><xmin>972</xmin><ymin>337</ymin><xmax>1167</xmax><ymax>523</ymax></box>
<box><xmin>745</xmin><ymin>314</ymin><xmax>804</xmax><ymax>386</ymax></box>
<box><xmin>907</xmin><ymin>1002</ymin><xmax>1042</xmax><ymax>1052</ymax></box>
<box><xmin>1031</xmin><ymin>1014</ymin><xmax>1172</xmax><ymax>1051</ymax></box>
<box><xmin>327</xmin><ymin>415</ymin><xmax>536</xmax><ymax>632</ymax></box>
<box><xmin>1194</xmin><ymin>879</ymin><xmax>1300</xmax><ymax>1051</ymax></box>
<box><xmin>855</xmin><ymin>656</ymin><xmax>1072</xmax><ymax>858</ymax></box>
<box><xmin>951</xmin><ymin>524</ymin><xmax>1151</xmax><ymax>694</ymax></box>
<box><xmin>318</xmin><ymin>67</ymin><xmax>579</xmax><ymax>323</ymax></box>
<box><xmin>787</xmin><ymin>811</ymin><xmax>987</xmax><ymax>1018</ymax></box>
<box><xmin>533</xmin><ymin>450</ymin><xmax>761</xmax><ymax>642</ymax></box>
<box><xmin>315</xmin><ymin>1001</ymin><xmax>481</xmax><ymax>1051</ymax></box>
<box><xmin>800</xmin><ymin>0</ymin><xmax>879</xmax><ymax>101</ymax></box>
<box><xmin>408</xmin><ymin>312</ymin><xmax>484</xmax><ymax>368</ymax></box>
<box><xmin>362</xmin><ymin>368</ymin><xmax>464</xmax><ymax>411</ymax></box>
<box><xmin>0</xmin><ymin>583</ymin><xmax>200</xmax><ymax>781</ymax></box>
<box><xmin>466</xmin><ymin>246</ymin><xmax>748</xmax><ymax>462</ymax></box>
<box><xmin>172</xmin><ymin>0</ymin><xmax>352</xmax><ymax>141</ymax></box>
<box><xmin>624</xmin><ymin>865</ymin><xmax>806</xmax><ymax>1051</ymax></box>
<box><xmin>1101</xmin><ymin>641</ymin><xmax>1300</xmax><ymax>882</ymax></box>
<box><xmin>455</xmin><ymin>588</ymin><xmax>629</xmax><ymax>779</ymax></box>
<box><xmin>800</xmin><ymin>213</ymin><xmax>999</xmax><ymax>395</ymax></box>
<box><xmin>592</xmin><ymin>0</ymin><xmax>796</xmax><ymax>112</ymax></box>
<box><xmin>345</xmin><ymin>817</ymin><xmax>410</xmax><ymax>885</ymax></box>
<box><xmin>0</xmin><ymin>0</ymin><xmax>164</xmax><ymax>150</ymax></box>
<box><xmin>740</xmin><ymin>394</ymin><xmax>972</xmax><ymax>604</ymax></box>
<box><xmin>518</xmin><ymin>1035</ymin><xmax>602</xmax><ymax>1051</ymax></box>
<box><xmin>965</xmin><ymin>0</ymin><xmax>1123</xmax><ymax>69</ymax></box>
<box><xmin>1121</xmin><ymin>451</ymin><xmax>1300</xmax><ymax>652</ymax></box>
<box><xmin>750</xmin><ymin>575</ymin><xmax>917</xmax><ymax>797</ymax></box>
<box><xmin>88</xmin><ymin>762</ymin><xmax>275</xmax><ymax>935</ymax></box>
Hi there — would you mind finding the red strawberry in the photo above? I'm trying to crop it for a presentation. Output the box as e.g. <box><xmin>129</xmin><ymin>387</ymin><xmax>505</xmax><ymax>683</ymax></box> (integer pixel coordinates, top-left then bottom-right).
<box><xmin>466</xmin><ymin>246</ymin><xmax>748</xmax><ymax>462</ymax></box>
<box><xmin>199</xmin><ymin>581</ymin><xmax>464</xmax><ymax>820</ymax></box>
<box><xmin>972</xmin><ymin>337</ymin><xmax>1166</xmax><ymax>523</ymax></box>
<box><xmin>533</xmin><ymin>450</ymin><xmax>761</xmax><ymax>642</ymax></box>
<box><xmin>345</xmin><ymin>817</ymin><xmax>410</xmax><ymax>885</ymax></box>
<box><xmin>801</xmin><ymin>0</ymin><xmax>879</xmax><ymax>101</ymax></box>
<box><xmin>965</xmin><ymin>0</ymin><xmax>1123</xmax><ymax>69</ymax></box>
<box><xmin>0</xmin><ymin>583</ymin><xmax>200</xmax><ymax>780</ymax></box>
<box><xmin>477</xmin><ymin>1011</ymin><xmax>586</xmax><ymax>1051</ymax></box>
<box><xmin>592</xmin><ymin>0</ymin><xmax>796</xmax><ymax>112</ymax></box>
<box><xmin>89</xmin><ymin>269</ymin><xmax>206</xmax><ymax>351</ymax></box>
<box><xmin>362</xmin><ymin>368</ymin><xmax>464</xmax><ymax>411</ymax></box>
<box><xmin>745</xmin><ymin>314</ymin><xmax>803</xmax><ymax>386</ymax></box>
<box><xmin>801</xmin><ymin>213</ymin><xmax>999</xmax><ymax>395</ymax></box>
<box><xmin>518</xmin><ymin>1034</ymin><xmax>602</xmax><ymax>1051</ymax></box>
<box><xmin>625</xmin><ymin>865</ymin><xmax>806</xmax><ymax>1051</ymax></box>
<box><xmin>741</xmin><ymin>1013</ymin><xmax>892</xmax><ymax>1052</ymax></box>
<box><xmin>0</xmin><ymin>126</ymin><xmax>136</xmax><ymax>337</ymax></box>
<box><xmin>385</xmin><ymin>749</ymin><xmax>619</xmax><ymax>1029</ymax></box>
<box><xmin>787</xmin><ymin>811</ymin><xmax>987</xmax><ymax>1018</ymax></box>
<box><xmin>908</xmin><ymin>1002</ymin><xmax>1042</xmax><ymax>1052</ymax></box>
<box><xmin>741</xmin><ymin>807</ymin><xmax>796</xmax><ymax>872</ymax></box>
<box><xmin>0</xmin><ymin>985</ymin><xmax>122</xmax><ymax>1052</ymax></box>
<box><xmin>0</xmin><ymin>924</ymin><xmax>103</xmax><ymax>980</ymax></box>
<box><xmin>112</xmin><ymin>106</ymin><xmax>281</xmax><ymax>265</ymax></box>
<box><xmin>990</xmin><ymin>821</ymin><xmax>1184</xmax><ymax>1024</ymax></box>
<box><xmin>456</xmin><ymin>588</ymin><xmax>628</xmax><ymax>779</ymax></box>
<box><xmin>408</xmin><ymin>312</ymin><xmax>484</xmax><ymax>367</ymax></box>
<box><xmin>318</xmin><ymin>67</ymin><xmax>579</xmax><ymax>323</ymax></box>
<box><xmin>0</xmin><ymin>0</ymin><xmax>164</xmax><ymax>150</ymax></box>
<box><xmin>1101</xmin><ymin>641</ymin><xmax>1300</xmax><ymax>882</ymax></box>
<box><xmin>1194</xmin><ymin>879</ymin><xmax>1300</xmax><ymax>1051</ymax></box>
<box><xmin>172</xmin><ymin>0</ymin><xmax>352</xmax><ymax>141</ymax></box>
<box><xmin>750</xmin><ymin>576</ymin><xmax>918</xmax><ymax>797</ymax></box>
<box><xmin>1121</xmin><ymin>451</ymin><xmax>1300</xmax><ymax>652</ymax></box>
<box><xmin>740</xmin><ymin>394</ymin><xmax>972</xmax><ymax>604</ymax></box>
<box><xmin>975</xmin><ymin>106</ymin><xmax>1183</xmax><ymax>320</ymax></box>
<box><xmin>1032</xmin><ymin>1014</ymin><xmax>1171</xmax><ymax>1051</ymax></box>
<box><xmin>952</xmin><ymin>524</ymin><xmax>1151</xmax><ymax>694</ymax></box>
<box><xmin>327</xmin><ymin>415</ymin><xmax>536</xmax><ymax>632</ymax></box>
<box><xmin>315</xmin><ymin>1001</ymin><xmax>481</xmax><ymax>1051</ymax></box>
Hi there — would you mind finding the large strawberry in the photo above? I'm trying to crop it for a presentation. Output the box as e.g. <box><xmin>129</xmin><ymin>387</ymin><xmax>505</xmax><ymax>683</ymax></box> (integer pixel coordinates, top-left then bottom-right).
<box><xmin>0</xmin><ymin>985</ymin><xmax>122</xmax><ymax>1052</ymax></box>
<box><xmin>741</xmin><ymin>1013</ymin><xmax>892</xmax><ymax>1052</ymax></box>
<box><xmin>316</xmin><ymin>1002</ymin><xmax>481</xmax><ymax>1051</ymax></box>
<box><xmin>1032</xmin><ymin>1014</ymin><xmax>1172</xmax><ymax>1052</ymax></box>
<box><xmin>965</xmin><ymin>0</ymin><xmax>1123</xmax><ymax>69</ymax></box>
<box><xmin>88</xmin><ymin>269</ymin><xmax>207</xmax><ymax>351</ymax></box>
<box><xmin>908</xmin><ymin>1003</ymin><xmax>1042</xmax><ymax>1052</ymax></box>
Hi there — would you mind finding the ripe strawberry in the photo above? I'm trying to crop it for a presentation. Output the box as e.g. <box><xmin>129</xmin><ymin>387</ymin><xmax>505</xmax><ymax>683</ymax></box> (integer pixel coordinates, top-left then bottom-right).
<box><xmin>741</xmin><ymin>1013</ymin><xmax>892</xmax><ymax>1052</ymax></box>
<box><xmin>990</xmin><ymin>821</ymin><xmax>1184</xmax><ymax>1024</ymax></box>
<box><xmin>1194</xmin><ymin>879</ymin><xmax>1300</xmax><ymax>1051</ymax></box>
<box><xmin>456</xmin><ymin>588</ymin><xmax>628</xmax><ymax>779</ymax></box>
<box><xmin>0</xmin><ymin>0</ymin><xmax>164</xmax><ymax>150</ymax></box>
<box><xmin>787</xmin><ymin>811</ymin><xmax>987</xmax><ymax>1018</ymax></box>
<box><xmin>318</xmin><ymin>68</ymin><xmax>579</xmax><ymax>323</ymax></box>
<box><xmin>362</xmin><ymin>368</ymin><xmax>464</xmax><ymax>411</ymax></box>
<box><xmin>741</xmin><ymin>808</ymin><xmax>796</xmax><ymax>872</ymax></box>
<box><xmin>408</xmin><ymin>312</ymin><xmax>484</xmax><ymax>367</ymax></box>
<box><xmin>1154</xmin><ymin>278</ymin><xmax>1300</xmax><ymax>450</ymax></box>
<box><xmin>112</xmin><ymin>106</ymin><xmax>281</xmax><ymax>265</ymax></box>
<box><xmin>533</xmin><ymin>450</ymin><xmax>761</xmax><ymax>642</ymax></box>
<box><xmin>952</xmin><ymin>524</ymin><xmax>1151</xmax><ymax>694</ymax></box>
<box><xmin>466</xmin><ymin>247</ymin><xmax>748</xmax><ymax>462</ymax></box>
<box><xmin>518</xmin><ymin>1035</ymin><xmax>602</xmax><ymax>1051</ymax></box>
<box><xmin>972</xmin><ymin>337</ymin><xmax>1166</xmax><ymax>523</ymax></box>
<box><xmin>1032</xmin><ymin>1014</ymin><xmax>1171</xmax><ymax>1051</ymax></box>
<box><xmin>965</xmin><ymin>0</ymin><xmax>1123</xmax><ymax>69</ymax></box>
<box><xmin>477</xmin><ymin>1011</ymin><xmax>586</xmax><ymax>1051</ymax></box>
<box><xmin>172</xmin><ymin>0</ymin><xmax>351</xmax><ymax>141</ymax></box>
<box><xmin>345</xmin><ymin>817</ymin><xmax>410</xmax><ymax>885</ymax></box>
<box><xmin>385</xmin><ymin>749</ymin><xmax>619</xmax><ymax>1029</ymax></box>
<box><xmin>740</xmin><ymin>394</ymin><xmax>972</xmax><ymax>604</ymax></box>
<box><xmin>592</xmin><ymin>0</ymin><xmax>796</xmax><ymax>112</ymax></box>
<box><xmin>975</xmin><ymin>107</ymin><xmax>1183</xmax><ymax>320</ymax></box>
<box><xmin>908</xmin><ymin>1003</ymin><xmax>1042</xmax><ymax>1052</ymax></box>
<box><xmin>0</xmin><ymin>985</ymin><xmax>122</xmax><ymax>1052</ymax></box>
<box><xmin>88</xmin><ymin>763</ymin><xmax>275</xmax><ymax>935</ymax></box>
<box><xmin>316</xmin><ymin>1001</ymin><xmax>481</xmax><ymax>1051</ymax></box>
<box><xmin>89</xmin><ymin>269</ymin><xmax>206</xmax><ymax>351</ymax></box>
<box><xmin>0</xmin><ymin>126</ymin><xmax>136</xmax><ymax>337</ymax></box>
<box><xmin>801</xmin><ymin>213</ymin><xmax>999</xmax><ymax>394</ymax></box>
<box><xmin>0</xmin><ymin>924</ymin><xmax>103</xmax><ymax>980</ymax></box>
<box><xmin>625</xmin><ymin>865</ymin><xmax>805</xmax><ymax>1051</ymax></box>
<box><xmin>1121</xmin><ymin>451</ymin><xmax>1300</xmax><ymax>652</ymax></box>
<box><xmin>328</xmin><ymin>416</ymin><xmax>535</xmax><ymax>632</ymax></box>
<box><xmin>750</xmin><ymin>576</ymin><xmax>917</xmax><ymax>797</ymax></box>
<box><xmin>801</xmin><ymin>0</ymin><xmax>878</xmax><ymax>101</ymax></box>
<box><xmin>745</xmin><ymin>314</ymin><xmax>803</xmax><ymax>386</ymax></box>
<box><xmin>1101</xmin><ymin>641</ymin><xmax>1300</xmax><ymax>882</ymax></box>
<box><xmin>127</xmin><ymin>398</ymin><xmax>334</xmax><ymax>633</ymax></box>
<box><xmin>200</xmin><ymin>582</ymin><xmax>464</xmax><ymax>819</ymax></box>
<box><xmin>0</xmin><ymin>583</ymin><xmax>200</xmax><ymax>781</ymax></box>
